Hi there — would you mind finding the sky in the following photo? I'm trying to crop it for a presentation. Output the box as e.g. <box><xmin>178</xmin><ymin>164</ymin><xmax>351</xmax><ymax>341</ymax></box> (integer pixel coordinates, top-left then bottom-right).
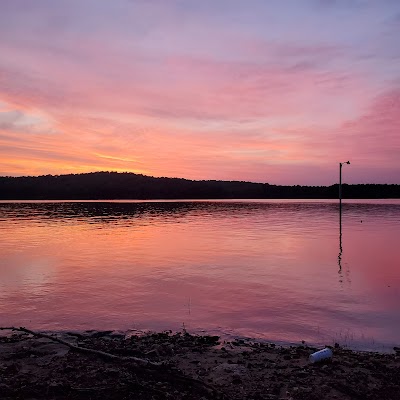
<box><xmin>0</xmin><ymin>0</ymin><xmax>399</xmax><ymax>185</ymax></box>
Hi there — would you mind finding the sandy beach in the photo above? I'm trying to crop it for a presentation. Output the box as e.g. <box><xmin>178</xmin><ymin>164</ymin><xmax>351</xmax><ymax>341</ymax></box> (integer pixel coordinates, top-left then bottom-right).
<box><xmin>0</xmin><ymin>328</ymin><xmax>399</xmax><ymax>399</ymax></box>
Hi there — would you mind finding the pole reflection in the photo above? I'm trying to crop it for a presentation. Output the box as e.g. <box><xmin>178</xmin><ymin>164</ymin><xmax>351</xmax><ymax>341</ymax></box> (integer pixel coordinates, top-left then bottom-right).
<box><xmin>338</xmin><ymin>202</ymin><xmax>343</xmax><ymax>279</ymax></box>
<box><xmin>338</xmin><ymin>202</ymin><xmax>351</xmax><ymax>284</ymax></box>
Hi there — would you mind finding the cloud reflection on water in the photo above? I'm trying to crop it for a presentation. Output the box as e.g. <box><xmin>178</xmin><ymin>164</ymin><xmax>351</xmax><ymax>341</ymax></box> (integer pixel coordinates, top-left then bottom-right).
<box><xmin>0</xmin><ymin>200</ymin><xmax>399</xmax><ymax>350</ymax></box>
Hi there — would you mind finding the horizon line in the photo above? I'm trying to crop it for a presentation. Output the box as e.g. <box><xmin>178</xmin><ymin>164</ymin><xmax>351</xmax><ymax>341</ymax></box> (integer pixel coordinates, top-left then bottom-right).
<box><xmin>1</xmin><ymin>171</ymin><xmax>399</xmax><ymax>187</ymax></box>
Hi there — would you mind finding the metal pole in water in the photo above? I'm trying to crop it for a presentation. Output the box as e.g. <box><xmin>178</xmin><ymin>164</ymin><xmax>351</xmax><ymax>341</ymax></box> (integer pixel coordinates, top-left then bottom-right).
<box><xmin>339</xmin><ymin>162</ymin><xmax>342</xmax><ymax>209</ymax></box>
<box><xmin>339</xmin><ymin>161</ymin><xmax>350</xmax><ymax>210</ymax></box>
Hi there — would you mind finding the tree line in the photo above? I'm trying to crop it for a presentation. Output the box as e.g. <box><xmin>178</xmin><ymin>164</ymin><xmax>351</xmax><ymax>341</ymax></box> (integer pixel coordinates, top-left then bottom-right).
<box><xmin>0</xmin><ymin>172</ymin><xmax>399</xmax><ymax>200</ymax></box>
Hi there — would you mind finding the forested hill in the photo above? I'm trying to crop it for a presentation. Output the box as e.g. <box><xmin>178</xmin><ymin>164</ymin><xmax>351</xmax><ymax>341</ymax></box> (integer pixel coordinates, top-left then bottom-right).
<box><xmin>0</xmin><ymin>172</ymin><xmax>399</xmax><ymax>200</ymax></box>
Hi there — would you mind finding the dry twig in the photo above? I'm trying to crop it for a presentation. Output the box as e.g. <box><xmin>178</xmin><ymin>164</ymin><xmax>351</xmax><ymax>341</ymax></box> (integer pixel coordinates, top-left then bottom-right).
<box><xmin>0</xmin><ymin>326</ymin><xmax>226</xmax><ymax>399</ymax></box>
<box><xmin>0</xmin><ymin>326</ymin><xmax>161</xmax><ymax>366</ymax></box>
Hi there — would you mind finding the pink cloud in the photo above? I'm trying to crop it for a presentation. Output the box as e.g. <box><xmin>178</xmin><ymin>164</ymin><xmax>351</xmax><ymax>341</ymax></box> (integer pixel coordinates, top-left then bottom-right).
<box><xmin>0</xmin><ymin>1</ymin><xmax>399</xmax><ymax>184</ymax></box>
<box><xmin>1</xmin><ymin>85</ymin><xmax>399</xmax><ymax>184</ymax></box>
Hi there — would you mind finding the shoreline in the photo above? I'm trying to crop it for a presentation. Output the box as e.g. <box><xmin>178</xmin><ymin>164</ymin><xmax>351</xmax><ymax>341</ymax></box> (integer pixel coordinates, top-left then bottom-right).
<box><xmin>2</xmin><ymin>326</ymin><xmax>395</xmax><ymax>354</ymax></box>
<box><xmin>1</xmin><ymin>328</ymin><xmax>399</xmax><ymax>399</ymax></box>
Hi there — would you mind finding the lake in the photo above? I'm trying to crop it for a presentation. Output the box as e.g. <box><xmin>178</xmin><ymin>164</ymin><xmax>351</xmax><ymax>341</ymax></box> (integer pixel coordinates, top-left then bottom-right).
<box><xmin>1</xmin><ymin>199</ymin><xmax>399</xmax><ymax>351</ymax></box>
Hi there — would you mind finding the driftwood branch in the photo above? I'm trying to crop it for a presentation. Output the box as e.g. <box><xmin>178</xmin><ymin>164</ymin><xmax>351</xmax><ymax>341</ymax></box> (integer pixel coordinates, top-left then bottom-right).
<box><xmin>0</xmin><ymin>326</ymin><xmax>161</xmax><ymax>367</ymax></box>
<box><xmin>0</xmin><ymin>326</ymin><xmax>226</xmax><ymax>398</ymax></box>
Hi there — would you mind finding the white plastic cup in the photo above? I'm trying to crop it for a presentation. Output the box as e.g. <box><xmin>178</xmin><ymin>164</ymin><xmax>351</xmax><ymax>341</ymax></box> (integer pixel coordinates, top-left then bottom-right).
<box><xmin>309</xmin><ymin>348</ymin><xmax>333</xmax><ymax>363</ymax></box>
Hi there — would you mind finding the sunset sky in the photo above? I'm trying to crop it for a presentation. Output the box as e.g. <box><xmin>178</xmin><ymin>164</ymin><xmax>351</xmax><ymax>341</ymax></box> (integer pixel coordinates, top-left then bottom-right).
<box><xmin>1</xmin><ymin>0</ymin><xmax>399</xmax><ymax>185</ymax></box>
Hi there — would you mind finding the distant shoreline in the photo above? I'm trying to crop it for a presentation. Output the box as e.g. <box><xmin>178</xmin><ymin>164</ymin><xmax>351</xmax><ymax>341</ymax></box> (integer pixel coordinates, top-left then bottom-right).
<box><xmin>1</xmin><ymin>198</ymin><xmax>400</xmax><ymax>203</ymax></box>
<box><xmin>1</xmin><ymin>172</ymin><xmax>399</xmax><ymax>200</ymax></box>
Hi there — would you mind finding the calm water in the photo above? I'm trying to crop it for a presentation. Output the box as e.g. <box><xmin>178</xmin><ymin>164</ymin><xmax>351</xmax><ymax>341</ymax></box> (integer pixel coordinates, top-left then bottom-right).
<box><xmin>1</xmin><ymin>200</ymin><xmax>399</xmax><ymax>350</ymax></box>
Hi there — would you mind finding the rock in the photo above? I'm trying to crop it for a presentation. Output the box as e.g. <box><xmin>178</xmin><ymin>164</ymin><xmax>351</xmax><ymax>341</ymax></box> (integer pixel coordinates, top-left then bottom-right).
<box><xmin>213</xmin><ymin>363</ymin><xmax>247</xmax><ymax>375</ymax></box>
<box><xmin>232</xmin><ymin>376</ymin><xmax>242</xmax><ymax>384</ymax></box>
<box><xmin>296</xmin><ymin>370</ymin><xmax>308</xmax><ymax>378</ymax></box>
<box><xmin>87</xmin><ymin>330</ymin><xmax>114</xmax><ymax>338</ymax></box>
<box><xmin>0</xmin><ymin>383</ymin><xmax>11</xmax><ymax>390</ymax></box>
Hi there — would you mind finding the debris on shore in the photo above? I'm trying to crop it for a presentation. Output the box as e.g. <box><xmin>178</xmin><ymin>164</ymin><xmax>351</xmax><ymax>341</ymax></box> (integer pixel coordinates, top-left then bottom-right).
<box><xmin>0</xmin><ymin>328</ymin><xmax>399</xmax><ymax>399</ymax></box>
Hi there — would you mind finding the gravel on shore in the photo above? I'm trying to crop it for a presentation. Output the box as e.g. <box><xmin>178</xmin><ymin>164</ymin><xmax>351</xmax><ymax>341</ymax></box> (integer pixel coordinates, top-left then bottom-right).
<box><xmin>0</xmin><ymin>329</ymin><xmax>399</xmax><ymax>400</ymax></box>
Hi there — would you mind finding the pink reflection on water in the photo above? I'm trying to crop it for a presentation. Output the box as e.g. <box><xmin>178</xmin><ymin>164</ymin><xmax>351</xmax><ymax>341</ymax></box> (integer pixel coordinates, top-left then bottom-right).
<box><xmin>0</xmin><ymin>200</ymin><xmax>399</xmax><ymax>350</ymax></box>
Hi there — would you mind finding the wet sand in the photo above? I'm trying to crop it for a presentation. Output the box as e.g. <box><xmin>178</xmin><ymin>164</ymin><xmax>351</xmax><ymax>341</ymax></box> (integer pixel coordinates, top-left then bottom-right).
<box><xmin>0</xmin><ymin>329</ymin><xmax>399</xmax><ymax>399</ymax></box>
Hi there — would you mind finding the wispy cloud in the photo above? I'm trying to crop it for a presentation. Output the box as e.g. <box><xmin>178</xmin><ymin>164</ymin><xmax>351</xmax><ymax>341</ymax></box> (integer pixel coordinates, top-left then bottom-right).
<box><xmin>0</xmin><ymin>108</ymin><xmax>57</xmax><ymax>135</ymax></box>
<box><xmin>0</xmin><ymin>0</ymin><xmax>399</xmax><ymax>183</ymax></box>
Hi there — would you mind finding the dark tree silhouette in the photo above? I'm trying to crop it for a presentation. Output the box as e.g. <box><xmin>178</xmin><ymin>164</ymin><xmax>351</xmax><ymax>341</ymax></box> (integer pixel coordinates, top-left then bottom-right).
<box><xmin>0</xmin><ymin>172</ymin><xmax>398</xmax><ymax>200</ymax></box>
